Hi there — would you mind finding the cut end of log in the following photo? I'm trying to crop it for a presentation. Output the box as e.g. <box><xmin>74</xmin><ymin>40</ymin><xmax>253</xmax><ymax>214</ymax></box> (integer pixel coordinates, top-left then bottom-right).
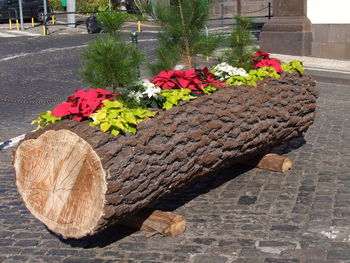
<box><xmin>14</xmin><ymin>129</ymin><xmax>107</xmax><ymax>239</ymax></box>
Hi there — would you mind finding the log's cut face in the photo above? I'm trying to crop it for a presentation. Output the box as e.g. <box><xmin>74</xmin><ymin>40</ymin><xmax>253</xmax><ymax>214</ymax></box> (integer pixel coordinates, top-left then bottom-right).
<box><xmin>14</xmin><ymin>130</ymin><xmax>107</xmax><ymax>239</ymax></box>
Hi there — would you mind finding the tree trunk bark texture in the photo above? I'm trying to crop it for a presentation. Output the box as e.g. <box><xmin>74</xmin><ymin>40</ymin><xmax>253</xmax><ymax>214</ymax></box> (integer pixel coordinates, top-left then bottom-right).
<box><xmin>14</xmin><ymin>73</ymin><xmax>318</xmax><ymax>239</ymax></box>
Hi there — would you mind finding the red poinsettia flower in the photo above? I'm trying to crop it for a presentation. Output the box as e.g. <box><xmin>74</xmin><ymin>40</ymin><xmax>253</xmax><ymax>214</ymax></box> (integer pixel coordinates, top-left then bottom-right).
<box><xmin>252</xmin><ymin>50</ymin><xmax>283</xmax><ymax>73</ymax></box>
<box><xmin>252</xmin><ymin>51</ymin><xmax>270</xmax><ymax>63</ymax></box>
<box><xmin>150</xmin><ymin>67</ymin><xmax>223</xmax><ymax>93</ymax></box>
<box><xmin>254</xmin><ymin>58</ymin><xmax>283</xmax><ymax>73</ymax></box>
<box><xmin>52</xmin><ymin>88</ymin><xmax>116</xmax><ymax>120</ymax></box>
<box><xmin>52</xmin><ymin>101</ymin><xmax>79</xmax><ymax>117</ymax></box>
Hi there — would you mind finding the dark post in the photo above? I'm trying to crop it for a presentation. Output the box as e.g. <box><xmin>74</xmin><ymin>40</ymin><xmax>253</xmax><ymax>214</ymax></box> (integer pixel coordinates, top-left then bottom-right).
<box><xmin>268</xmin><ymin>2</ymin><xmax>272</xmax><ymax>19</ymax></box>
<box><xmin>220</xmin><ymin>3</ymin><xmax>224</xmax><ymax>27</ymax></box>
<box><xmin>237</xmin><ymin>0</ymin><xmax>241</xmax><ymax>15</ymax></box>
<box><xmin>131</xmin><ymin>32</ymin><xmax>141</xmax><ymax>80</ymax></box>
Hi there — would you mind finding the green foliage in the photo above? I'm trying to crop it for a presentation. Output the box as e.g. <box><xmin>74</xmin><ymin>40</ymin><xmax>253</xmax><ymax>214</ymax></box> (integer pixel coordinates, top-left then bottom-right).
<box><xmin>95</xmin><ymin>11</ymin><xmax>127</xmax><ymax>34</ymax></box>
<box><xmin>90</xmin><ymin>100</ymin><xmax>156</xmax><ymax>136</ymax></box>
<box><xmin>31</xmin><ymin>111</ymin><xmax>62</xmax><ymax>130</ymax></box>
<box><xmin>143</xmin><ymin>0</ymin><xmax>222</xmax><ymax>73</ymax></box>
<box><xmin>281</xmin><ymin>60</ymin><xmax>304</xmax><ymax>75</ymax></box>
<box><xmin>249</xmin><ymin>67</ymin><xmax>280</xmax><ymax>80</ymax></box>
<box><xmin>160</xmin><ymin>89</ymin><xmax>196</xmax><ymax>110</ymax></box>
<box><xmin>226</xmin><ymin>75</ymin><xmax>257</xmax><ymax>87</ymax></box>
<box><xmin>226</xmin><ymin>67</ymin><xmax>280</xmax><ymax>87</ymax></box>
<box><xmin>97</xmin><ymin>1</ymin><xmax>109</xmax><ymax>11</ymax></box>
<box><xmin>149</xmin><ymin>33</ymin><xmax>182</xmax><ymax>75</ymax></box>
<box><xmin>220</xmin><ymin>15</ymin><xmax>257</xmax><ymax>71</ymax></box>
<box><xmin>202</xmin><ymin>86</ymin><xmax>218</xmax><ymax>95</ymax></box>
<box><xmin>76</xmin><ymin>0</ymin><xmax>108</xmax><ymax>11</ymax></box>
<box><xmin>50</xmin><ymin>0</ymin><xmax>64</xmax><ymax>11</ymax></box>
<box><xmin>80</xmin><ymin>35</ymin><xmax>145</xmax><ymax>93</ymax></box>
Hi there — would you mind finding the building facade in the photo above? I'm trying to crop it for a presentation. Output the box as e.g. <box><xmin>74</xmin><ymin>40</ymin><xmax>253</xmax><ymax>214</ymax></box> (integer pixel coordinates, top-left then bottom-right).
<box><xmin>308</xmin><ymin>0</ymin><xmax>350</xmax><ymax>60</ymax></box>
<box><xmin>258</xmin><ymin>0</ymin><xmax>349</xmax><ymax>60</ymax></box>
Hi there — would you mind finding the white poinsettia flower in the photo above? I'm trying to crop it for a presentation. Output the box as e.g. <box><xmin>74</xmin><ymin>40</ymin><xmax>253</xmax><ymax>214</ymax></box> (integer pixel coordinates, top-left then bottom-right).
<box><xmin>213</xmin><ymin>62</ymin><xmax>248</xmax><ymax>80</ymax></box>
<box><xmin>138</xmin><ymin>79</ymin><xmax>161</xmax><ymax>98</ymax></box>
<box><xmin>128</xmin><ymin>90</ymin><xmax>144</xmax><ymax>102</ymax></box>
<box><xmin>140</xmin><ymin>79</ymin><xmax>156</xmax><ymax>89</ymax></box>
<box><xmin>143</xmin><ymin>85</ymin><xmax>162</xmax><ymax>98</ymax></box>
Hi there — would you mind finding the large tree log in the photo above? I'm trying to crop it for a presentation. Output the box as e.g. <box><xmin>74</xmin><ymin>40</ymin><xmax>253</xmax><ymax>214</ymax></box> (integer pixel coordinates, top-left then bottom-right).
<box><xmin>14</xmin><ymin>73</ymin><xmax>318</xmax><ymax>239</ymax></box>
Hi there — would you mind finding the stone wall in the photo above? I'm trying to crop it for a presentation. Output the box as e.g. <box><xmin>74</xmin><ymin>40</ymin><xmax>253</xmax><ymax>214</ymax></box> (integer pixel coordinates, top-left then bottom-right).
<box><xmin>311</xmin><ymin>24</ymin><xmax>350</xmax><ymax>60</ymax></box>
<box><xmin>307</xmin><ymin>0</ymin><xmax>350</xmax><ymax>60</ymax></box>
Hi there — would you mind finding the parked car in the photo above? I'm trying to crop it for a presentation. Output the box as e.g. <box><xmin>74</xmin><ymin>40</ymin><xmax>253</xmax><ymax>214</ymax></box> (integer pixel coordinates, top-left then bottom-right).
<box><xmin>0</xmin><ymin>0</ymin><xmax>52</xmax><ymax>22</ymax></box>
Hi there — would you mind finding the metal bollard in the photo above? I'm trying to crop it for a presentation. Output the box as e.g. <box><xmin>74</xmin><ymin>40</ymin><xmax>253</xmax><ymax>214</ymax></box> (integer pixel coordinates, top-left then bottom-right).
<box><xmin>16</xmin><ymin>19</ymin><xmax>19</xmax><ymax>30</ymax></box>
<box><xmin>31</xmin><ymin>17</ymin><xmax>34</xmax><ymax>27</ymax></box>
<box><xmin>204</xmin><ymin>26</ymin><xmax>209</xmax><ymax>62</ymax></box>
<box><xmin>9</xmin><ymin>19</ymin><xmax>12</xmax><ymax>30</ymax></box>
<box><xmin>52</xmin><ymin>15</ymin><xmax>55</xmax><ymax>25</ymax></box>
<box><xmin>131</xmin><ymin>32</ymin><xmax>140</xmax><ymax>80</ymax></box>
<box><xmin>137</xmin><ymin>20</ymin><xmax>141</xmax><ymax>32</ymax></box>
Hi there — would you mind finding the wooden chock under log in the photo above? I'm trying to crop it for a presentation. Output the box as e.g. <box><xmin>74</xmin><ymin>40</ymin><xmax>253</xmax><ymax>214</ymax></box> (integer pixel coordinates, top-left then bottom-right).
<box><xmin>244</xmin><ymin>153</ymin><xmax>293</xmax><ymax>172</ymax></box>
<box><xmin>120</xmin><ymin>209</ymin><xmax>185</xmax><ymax>237</ymax></box>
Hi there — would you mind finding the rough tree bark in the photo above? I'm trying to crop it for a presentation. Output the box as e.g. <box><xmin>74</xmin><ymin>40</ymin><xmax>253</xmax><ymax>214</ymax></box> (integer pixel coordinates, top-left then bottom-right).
<box><xmin>14</xmin><ymin>72</ymin><xmax>318</xmax><ymax>239</ymax></box>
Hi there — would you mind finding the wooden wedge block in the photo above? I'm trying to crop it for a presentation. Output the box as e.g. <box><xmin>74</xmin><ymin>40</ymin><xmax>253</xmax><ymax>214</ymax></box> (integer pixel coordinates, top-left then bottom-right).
<box><xmin>120</xmin><ymin>209</ymin><xmax>186</xmax><ymax>237</ymax></box>
<box><xmin>244</xmin><ymin>153</ymin><xmax>293</xmax><ymax>172</ymax></box>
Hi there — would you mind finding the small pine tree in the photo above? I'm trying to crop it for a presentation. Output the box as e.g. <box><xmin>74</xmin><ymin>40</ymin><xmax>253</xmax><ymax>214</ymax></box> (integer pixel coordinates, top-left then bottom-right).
<box><xmin>142</xmin><ymin>0</ymin><xmax>222</xmax><ymax>74</ymax></box>
<box><xmin>220</xmin><ymin>15</ymin><xmax>257</xmax><ymax>71</ymax></box>
<box><xmin>80</xmin><ymin>35</ymin><xmax>144</xmax><ymax>93</ymax></box>
<box><xmin>95</xmin><ymin>11</ymin><xmax>127</xmax><ymax>35</ymax></box>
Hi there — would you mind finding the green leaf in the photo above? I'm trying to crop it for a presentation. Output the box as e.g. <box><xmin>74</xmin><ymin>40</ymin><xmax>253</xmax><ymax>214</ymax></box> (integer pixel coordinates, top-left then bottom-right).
<box><xmin>124</xmin><ymin>124</ymin><xmax>137</xmax><ymax>134</ymax></box>
<box><xmin>112</xmin><ymin>119</ymin><xmax>125</xmax><ymax>130</ymax></box>
<box><xmin>31</xmin><ymin>110</ymin><xmax>62</xmax><ymax>130</ymax></box>
<box><xmin>95</xmin><ymin>111</ymin><xmax>107</xmax><ymax>121</ymax></box>
<box><xmin>163</xmin><ymin>101</ymin><xmax>174</xmax><ymax>110</ymax></box>
<box><xmin>281</xmin><ymin>60</ymin><xmax>304</xmax><ymax>75</ymax></box>
<box><xmin>110</xmin><ymin>128</ymin><xmax>120</xmax><ymax>136</ymax></box>
<box><xmin>100</xmin><ymin>122</ymin><xmax>111</xmax><ymax>132</ymax></box>
<box><xmin>103</xmin><ymin>100</ymin><xmax>124</xmax><ymax>108</ymax></box>
<box><xmin>203</xmin><ymin>86</ymin><xmax>217</xmax><ymax>95</ymax></box>
<box><xmin>160</xmin><ymin>89</ymin><xmax>196</xmax><ymax>110</ymax></box>
<box><xmin>88</xmin><ymin>100</ymin><xmax>157</xmax><ymax>136</ymax></box>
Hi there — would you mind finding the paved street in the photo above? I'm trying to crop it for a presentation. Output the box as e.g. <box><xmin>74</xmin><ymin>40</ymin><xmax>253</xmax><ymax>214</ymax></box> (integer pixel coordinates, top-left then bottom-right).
<box><xmin>0</xmin><ymin>30</ymin><xmax>157</xmax><ymax>143</ymax></box>
<box><xmin>0</xmin><ymin>26</ymin><xmax>350</xmax><ymax>262</ymax></box>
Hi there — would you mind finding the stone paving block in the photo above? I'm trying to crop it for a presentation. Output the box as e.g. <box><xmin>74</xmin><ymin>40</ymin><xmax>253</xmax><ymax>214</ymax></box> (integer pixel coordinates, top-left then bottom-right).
<box><xmin>327</xmin><ymin>249</ymin><xmax>350</xmax><ymax>260</ymax></box>
<box><xmin>264</xmin><ymin>259</ymin><xmax>300</xmax><ymax>263</ymax></box>
<box><xmin>195</xmin><ymin>254</ymin><xmax>230</xmax><ymax>263</ymax></box>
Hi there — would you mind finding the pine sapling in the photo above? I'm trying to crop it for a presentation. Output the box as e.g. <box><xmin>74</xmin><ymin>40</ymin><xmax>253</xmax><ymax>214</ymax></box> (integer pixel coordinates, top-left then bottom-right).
<box><xmin>220</xmin><ymin>15</ymin><xmax>257</xmax><ymax>71</ymax></box>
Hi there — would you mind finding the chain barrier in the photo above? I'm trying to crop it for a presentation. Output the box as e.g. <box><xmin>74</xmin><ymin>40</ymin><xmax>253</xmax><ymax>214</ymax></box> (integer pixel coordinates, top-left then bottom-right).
<box><xmin>0</xmin><ymin>96</ymin><xmax>67</xmax><ymax>105</ymax></box>
<box><xmin>241</xmin><ymin>6</ymin><xmax>269</xmax><ymax>15</ymax></box>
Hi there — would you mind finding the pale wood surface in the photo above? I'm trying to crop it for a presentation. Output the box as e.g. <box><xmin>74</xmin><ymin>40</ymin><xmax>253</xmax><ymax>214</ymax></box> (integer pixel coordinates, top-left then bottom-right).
<box><xmin>14</xmin><ymin>129</ymin><xmax>107</xmax><ymax>239</ymax></box>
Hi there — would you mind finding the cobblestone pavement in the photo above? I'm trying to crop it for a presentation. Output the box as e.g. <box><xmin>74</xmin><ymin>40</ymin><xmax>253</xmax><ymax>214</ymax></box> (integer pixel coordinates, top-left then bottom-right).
<box><xmin>0</xmin><ymin>80</ymin><xmax>349</xmax><ymax>262</ymax></box>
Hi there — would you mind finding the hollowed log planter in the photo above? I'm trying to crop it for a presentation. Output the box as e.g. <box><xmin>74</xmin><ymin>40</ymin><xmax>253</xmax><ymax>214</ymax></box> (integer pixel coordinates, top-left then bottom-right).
<box><xmin>14</xmin><ymin>73</ymin><xmax>318</xmax><ymax>239</ymax></box>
